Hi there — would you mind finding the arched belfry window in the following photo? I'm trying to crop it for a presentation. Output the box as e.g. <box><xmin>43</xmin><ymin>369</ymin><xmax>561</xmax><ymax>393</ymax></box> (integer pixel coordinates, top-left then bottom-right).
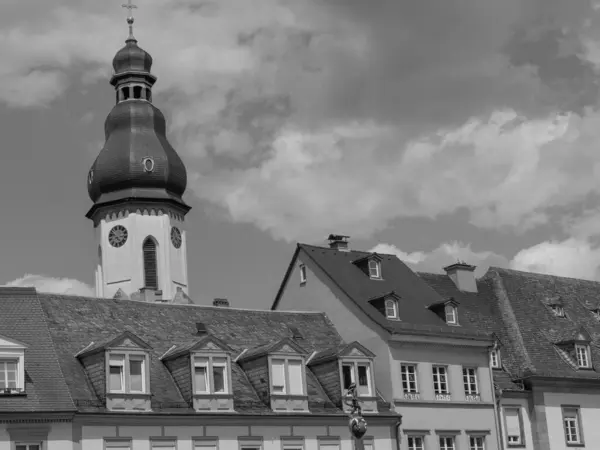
<box><xmin>143</xmin><ymin>237</ymin><xmax>158</xmax><ymax>289</ymax></box>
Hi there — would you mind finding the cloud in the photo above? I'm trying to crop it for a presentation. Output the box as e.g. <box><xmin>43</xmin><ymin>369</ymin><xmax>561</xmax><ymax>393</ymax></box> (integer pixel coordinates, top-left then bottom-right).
<box><xmin>370</xmin><ymin>241</ymin><xmax>510</xmax><ymax>277</ymax></box>
<box><xmin>5</xmin><ymin>274</ymin><xmax>95</xmax><ymax>297</ymax></box>
<box><xmin>1</xmin><ymin>0</ymin><xmax>600</xmax><ymax>241</ymax></box>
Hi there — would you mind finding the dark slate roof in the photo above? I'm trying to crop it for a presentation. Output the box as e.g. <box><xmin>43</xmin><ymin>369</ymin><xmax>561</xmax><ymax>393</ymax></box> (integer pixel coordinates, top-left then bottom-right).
<box><xmin>478</xmin><ymin>267</ymin><xmax>600</xmax><ymax>380</ymax></box>
<box><xmin>0</xmin><ymin>288</ymin><xmax>75</xmax><ymax>413</ymax></box>
<box><xmin>289</xmin><ymin>244</ymin><xmax>491</xmax><ymax>340</ymax></box>
<box><xmin>36</xmin><ymin>293</ymin><xmax>394</xmax><ymax>415</ymax></box>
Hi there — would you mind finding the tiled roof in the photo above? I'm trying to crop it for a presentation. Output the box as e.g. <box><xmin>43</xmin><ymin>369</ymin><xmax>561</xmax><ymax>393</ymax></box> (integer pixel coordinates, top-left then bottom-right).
<box><xmin>479</xmin><ymin>267</ymin><xmax>600</xmax><ymax>380</ymax></box>
<box><xmin>35</xmin><ymin>292</ymin><xmax>395</xmax><ymax>415</ymax></box>
<box><xmin>0</xmin><ymin>288</ymin><xmax>75</xmax><ymax>412</ymax></box>
<box><xmin>293</xmin><ymin>244</ymin><xmax>491</xmax><ymax>340</ymax></box>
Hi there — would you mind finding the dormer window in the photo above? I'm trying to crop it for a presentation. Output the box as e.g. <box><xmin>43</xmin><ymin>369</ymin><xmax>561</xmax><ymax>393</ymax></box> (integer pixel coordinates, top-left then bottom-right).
<box><xmin>300</xmin><ymin>264</ymin><xmax>307</xmax><ymax>284</ymax></box>
<box><xmin>385</xmin><ymin>298</ymin><xmax>399</xmax><ymax>319</ymax></box>
<box><xmin>270</xmin><ymin>358</ymin><xmax>305</xmax><ymax>395</ymax></box>
<box><xmin>193</xmin><ymin>356</ymin><xmax>229</xmax><ymax>394</ymax></box>
<box><xmin>108</xmin><ymin>353</ymin><xmax>148</xmax><ymax>393</ymax></box>
<box><xmin>368</xmin><ymin>260</ymin><xmax>381</xmax><ymax>279</ymax></box>
<box><xmin>593</xmin><ymin>309</ymin><xmax>600</xmax><ymax>320</ymax></box>
<box><xmin>445</xmin><ymin>304</ymin><xmax>458</xmax><ymax>325</ymax></box>
<box><xmin>341</xmin><ymin>361</ymin><xmax>373</xmax><ymax>396</ymax></box>
<box><xmin>575</xmin><ymin>344</ymin><xmax>591</xmax><ymax>369</ymax></box>
<box><xmin>551</xmin><ymin>305</ymin><xmax>565</xmax><ymax>317</ymax></box>
<box><xmin>490</xmin><ymin>349</ymin><xmax>501</xmax><ymax>369</ymax></box>
<box><xmin>0</xmin><ymin>334</ymin><xmax>27</xmax><ymax>394</ymax></box>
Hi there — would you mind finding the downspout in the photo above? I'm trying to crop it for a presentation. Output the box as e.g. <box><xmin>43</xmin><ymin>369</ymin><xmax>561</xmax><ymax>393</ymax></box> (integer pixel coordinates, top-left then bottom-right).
<box><xmin>489</xmin><ymin>347</ymin><xmax>504</xmax><ymax>450</ymax></box>
<box><xmin>394</xmin><ymin>419</ymin><xmax>402</xmax><ymax>450</ymax></box>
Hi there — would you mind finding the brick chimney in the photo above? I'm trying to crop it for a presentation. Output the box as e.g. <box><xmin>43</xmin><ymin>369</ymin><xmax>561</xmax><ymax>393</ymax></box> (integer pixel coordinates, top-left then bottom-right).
<box><xmin>213</xmin><ymin>298</ymin><xmax>230</xmax><ymax>307</ymax></box>
<box><xmin>443</xmin><ymin>262</ymin><xmax>477</xmax><ymax>293</ymax></box>
<box><xmin>139</xmin><ymin>287</ymin><xmax>164</xmax><ymax>303</ymax></box>
<box><xmin>327</xmin><ymin>234</ymin><xmax>350</xmax><ymax>251</ymax></box>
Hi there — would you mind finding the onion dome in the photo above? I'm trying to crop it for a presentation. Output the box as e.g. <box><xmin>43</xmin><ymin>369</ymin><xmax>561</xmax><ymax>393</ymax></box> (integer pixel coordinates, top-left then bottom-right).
<box><xmin>87</xmin><ymin>100</ymin><xmax>188</xmax><ymax>207</ymax></box>
<box><xmin>112</xmin><ymin>37</ymin><xmax>153</xmax><ymax>75</ymax></box>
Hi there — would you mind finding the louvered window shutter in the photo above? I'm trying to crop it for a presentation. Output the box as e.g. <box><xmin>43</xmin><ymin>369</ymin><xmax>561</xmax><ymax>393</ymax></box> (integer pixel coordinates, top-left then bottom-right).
<box><xmin>143</xmin><ymin>238</ymin><xmax>158</xmax><ymax>289</ymax></box>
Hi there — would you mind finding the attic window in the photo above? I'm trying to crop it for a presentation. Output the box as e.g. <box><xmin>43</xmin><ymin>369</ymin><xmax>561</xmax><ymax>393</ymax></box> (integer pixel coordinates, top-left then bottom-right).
<box><xmin>193</xmin><ymin>356</ymin><xmax>229</xmax><ymax>394</ymax></box>
<box><xmin>385</xmin><ymin>299</ymin><xmax>399</xmax><ymax>319</ymax></box>
<box><xmin>108</xmin><ymin>353</ymin><xmax>148</xmax><ymax>393</ymax></box>
<box><xmin>445</xmin><ymin>304</ymin><xmax>458</xmax><ymax>325</ymax></box>
<box><xmin>490</xmin><ymin>349</ymin><xmax>501</xmax><ymax>369</ymax></box>
<box><xmin>299</xmin><ymin>264</ymin><xmax>307</xmax><ymax>284</ymax></box>
<box><xmin>551</xmin><ymin>305</ymin><xmax>565</xmax><ymax>317</ymax></box>
<box><xmin>270</xmin><ymin>358</ymin><xmax>305</xmax><ymax>395</ymax></box>
<box><xmin>341</xmin><ymin>361</ymin><xmax>373</xmax><ymax>396</ymax></box>
<box><xmin>368</xmin><ymin>260</ymin><xmax>381</xmax><ymax>279</ymax></box>
<box><xmin>575</xmin><ymin>344</ymin><xmax>591</xmax><ymax>369</ymax></box>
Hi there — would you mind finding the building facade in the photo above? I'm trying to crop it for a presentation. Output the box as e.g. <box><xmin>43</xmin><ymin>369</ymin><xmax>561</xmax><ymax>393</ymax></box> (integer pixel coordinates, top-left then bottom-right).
<box><xmin>272</xmin><ymin>236</ymin><xmax>502</xmax><ymax>450</ymax></box>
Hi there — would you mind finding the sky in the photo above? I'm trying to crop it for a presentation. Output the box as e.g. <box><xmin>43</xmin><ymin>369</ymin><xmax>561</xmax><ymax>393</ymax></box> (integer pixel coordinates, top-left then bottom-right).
<box><xmin>2</xmin><ymin>0</ymin><xmax>600</xmax><ymax>309</ymax></box>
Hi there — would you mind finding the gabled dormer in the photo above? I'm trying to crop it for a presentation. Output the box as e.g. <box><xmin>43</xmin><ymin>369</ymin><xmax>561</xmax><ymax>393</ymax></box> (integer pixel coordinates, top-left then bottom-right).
<box><xmin>237</xmin><ymin>337</ymin><xmax>309</xmax><ymax>412</ymax></box>
<box><xmin>368</xmin><ymin>291</ymin><xmax>401</xmax><ymax>320</ymax></box>
<box><xmin>161</xmin><ymin>333</ymin><xmax>234</xmax><ymax>412</ymax></box>
<box><xmin>308</xmin><ymin>341</ymin><xmax>378</xmax><ymax>413</ymax></box>
<box><xmin>542</xmin><ymin>295</ymin><xmax>565</xmax><ymax>317</ymax></box>
<box><xmin>352</xmin><ymin>253</ymin><xmax>383</xmax><ymax>280</ymax></box>
<box><xmin>554</xmin><ymin>327</ymin><xmax>593</xmax><ymax>370</ymax></box>
<box><xmin>76</xmin><ymin>331</ymin><xmax>152</xmax><ymax>411</ymax></box>
<box><xmin>428</xmin><ymin>297</ymin><xmax>460</xmax><ymax>325</ymax></box>
<box><xmin>0</xmin><ymin>334</ymin><xmax>27</xmax><ymax>395</ymax></box>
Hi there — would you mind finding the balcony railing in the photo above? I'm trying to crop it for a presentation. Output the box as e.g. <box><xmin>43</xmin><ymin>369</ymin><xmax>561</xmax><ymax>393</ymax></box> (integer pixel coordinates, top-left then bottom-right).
<box><xmin>465</xmin><ymin>393</ymin><xmax>481</xmax><ymax>402</ymax></box>
<box><xmin>403</xmin><ymin>392</ymin><xmax>420</xmax><ymax>400</ymax></box>
<box><xmin>435</xmin><ymin>393</ymin><xmax>452</xmax><ymax>401</ymax></box>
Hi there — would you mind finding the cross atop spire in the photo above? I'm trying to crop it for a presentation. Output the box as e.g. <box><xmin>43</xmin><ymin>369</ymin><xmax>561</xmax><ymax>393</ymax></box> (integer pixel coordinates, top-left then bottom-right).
<box><xmin>122</xmin><ymin>0</ymin><xmax>138</xmax><ymax>41</ymax></box>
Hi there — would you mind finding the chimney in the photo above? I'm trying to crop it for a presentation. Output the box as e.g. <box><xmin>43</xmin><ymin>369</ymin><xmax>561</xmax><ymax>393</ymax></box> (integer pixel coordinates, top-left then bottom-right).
<box><xmin>443</xmin><ymin>261</ymin><xmax>477</xmax><ymax>293</ymax></box>
<box><xmin>139</xmin><ymin>287</ymin><xmax>164</xmax><ymax>303</ymax></box>
<box><xmin>213</xmin><ymin>298</ymin><xmax>230</xmax><ymax>307</ymax></box>
<box><xmin>327</xmin><ymin>234</ymin><xmax>350</xmax><ymax>251</ymax></box>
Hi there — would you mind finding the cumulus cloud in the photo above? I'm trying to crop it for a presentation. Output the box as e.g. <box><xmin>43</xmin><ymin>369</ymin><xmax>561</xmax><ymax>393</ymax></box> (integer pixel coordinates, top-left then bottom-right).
<box><xmin>5</xmin><ymin>274</ymin><xmax>95</xmax><ymax>297</ymax></box>
<box><xmin>370</xmin><ymin>242</ymin><xmax>510</xmax><ymax>277</ymax></box>
<box><xmin>1</xmin><ymin>0</ymin><xmax>600</xmax><ymax>241</ymax></box>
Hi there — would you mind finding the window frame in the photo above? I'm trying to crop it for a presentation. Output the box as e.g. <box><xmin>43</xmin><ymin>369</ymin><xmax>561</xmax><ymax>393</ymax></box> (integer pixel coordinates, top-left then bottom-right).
<box><xmin>552</xmin><ymin>305</ymin><xmax>565</xmax><ymax>317</ymax></box>
<box><xmin>150</xmin><ymin>438</ymin><xmax>177</xmax><ymax>450</ymax></box>
<box><xmin>0</xmin><ymin>359</ymin><xmax>19</xmax><ymax>390</ymax></box>
<box><xmin>268</xmin><ymin>356</ymin><xmax>307</xmax><ymax>396</ymax></box>
<box><xmin>368</xmin><ymin>259</ymin><xmax>381</xmax><ymax>279</ymax></box>
<box><xmin>238</xmin><ymin>437</ymin><xmax>263</xmax><ymax>450</ymax></box>
<box><xmin>193</xmin><ymin>438</ymin><xmax>218</xmax><ymax>450</ymax></box>
<box><xmin>432</xmin><ymin>365</ymin><xmax>449</xmax><ymax>395</ymax></box>
<box><xmin>280</xmin><ymin>437</ymin><xmax>304</xmax><ymax>450</ymax></box>
<box><xmin>490</xmin><ymin>349</ymin><xmax>501</xmax><ymax>369</ymax></box>
<box><xmin>574</xmin><ymin>344</ymin><xmax>591</xmax><ymax>369</ymax></box>
<box><xmin>340</xmin><ymin>359</ymin><xmax>374</xmax><ymax>397</ymax></box>
<box><xmin>468</xmin><ymin>435</ymin><xmax>485</xmax><ymax>450</ymax></box>
<box><xmin>439</xmin><ymin>436</ymin><xmax>456</xmax><ymax>450</ymax></box>
<box><xmin>317</xmin><ymin>438</ymin><xmax>340</xmax><ymax>450</ymax></box>
<box><xmin>104</xmin><ymin>438</ymin><xmax>133</xmax><ymax>450</ymax></box>
<box><xmin>191</xmin><ymin>353</ymin><xmax>231</xmax><ymax>395</ymax></box>
<box><xmin>106</xmin><ymin>351</ymin><xmax>150</xmax><ymax>395</ymax></box>
<box><xmin>401</xmin><ymin>363</ymin><xmax>419</xmax><ymax>394</ymax></box>
<box><xmin>445</xmin><ymin>304</ymin><xmax>458</xmax><ymax>325</ymax></box>
<box><xmin>462</xmin><ymin>367</ymin><xmax>479</xmax><ymax>395</ymax></box>
<box><xmin>15</xmin><ymin>444</ymin><xmax>43</xmax><ymax>450</ymax></box>
<box><xmin>406</xmin><ymin>436</ymin><xmax>424</xmax><ymax>450</ymax></box>
<box><xmin>562</xmin><ymin>406</ymin><xmax>584</xmax><ymax>446</ymax></box>
<box><xmin>385</xmin><ymin>298</ymin><xmax>399</xmax><ymax>319</ymax></box>
<box><xmin>503</xmin><ymin>406</ymin><xmax>525</xmax><ymax>447</ymax></box>
<box><xmin>299</xmin><ymin>264</ymin><xmax>307</xmax><ymax>284</ymax></box>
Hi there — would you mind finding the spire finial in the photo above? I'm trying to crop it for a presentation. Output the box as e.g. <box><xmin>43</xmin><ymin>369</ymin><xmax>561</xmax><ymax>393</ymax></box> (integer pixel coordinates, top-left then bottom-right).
<box><xmin>122</xmin><ymin>0</ymin><xmax>138</xmax><ymax>42</ymax></box>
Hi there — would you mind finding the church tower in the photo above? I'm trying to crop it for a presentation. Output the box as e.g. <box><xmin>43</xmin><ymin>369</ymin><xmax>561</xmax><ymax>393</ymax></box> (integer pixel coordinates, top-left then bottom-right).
<box><xmin>86</xmin><ymin>5</ymin><xmax>191</xmax><ymax>302</ymax></box>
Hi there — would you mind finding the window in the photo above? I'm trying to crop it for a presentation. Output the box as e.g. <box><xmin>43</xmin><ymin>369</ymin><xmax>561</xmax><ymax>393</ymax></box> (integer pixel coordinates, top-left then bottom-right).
<box><xmin>563</xmin><ymin>407</ymin><xmax>582</xmax><ymax>445</ymax></box>
<box><xmin>151</xmin><ymin>439</ymin><xmax>176</xmax><ymax>450</ymax></box>
<box><xmin>194</xmin><ymin>440</ymin><xmax>217</xmax><ymax>450</ymax></box>
<box><xmin>270</xmin><ymin>358</ymin><xmax>305</xmax><ymax>395</ymax></box>
<box><xmin>133</xmin><ymin>86</ymin><xmax>143</xmax><ymax>99</ymax></box>
<box><xmin>362</xmin><ymin>439</ymin><xmax>373</xmax><ymax>450</ymax></box>
<box><xmin>445</xmin><ymin>305</ymin><xmax>457</xmax><ymax>324</ymax></box>
<box><xmin>143</xmin><ymin>237</ymin><xmax>158</xmax><ymax>289</ymax></box>
<box><xmin>407</xmin><ymin>437</ymin><xmax>424</xmax><ymax>450</ymax></box>
<box><xmin>193</xmin><ymin>356</ymin><xmax>229</xmax><ymax>394</ymax></box>
<box><xmin>122</xmin><ymin>87</ymin><xmax>130</xmax><ymax>100</ymax></box>
<box><xmin>401</xmin><ymin>364</ymin><xmax>418</xmax><ymax>393</ymax></box>
<box><xmin>432</xmin><ymin>366</ymin><xmax>449</xmax><ymax>394</ymax></box>
<box><xmin>318</xmin><ymin>440</ymin><xmax>340</xmax><ymax>450</ymax></box>
<box><xmin>341</xmin><ymin>361</ymin><xmax>372</xmax><ymax>396</ymax></box>
<box><xmin>16</xmin><ymin>445</ymin><xmax>41</xmax><ymax>450</ymax></box>
<box><xmin>490</xmin><ymin>349</ymin><xmax>501</xmax><ymax>369</ymax></box>
<box><xmin>107</xmin><ymin>353</ymin><xmax>148</xmax><ymax>394</ymax></box>
<box><xmin>282</xmin><ymin>438</ymin><xmax>304</xmax><ymax>450</ymax></box>
<box><xmin>551</xmin><ymin>305</ymin><xmax>565</xmax><ymax>317</ymax></box>
<box><xmin>439</xmin><ymin>436</ymin><xmax>455</xmax><ymax>450</ymax></box>
<box><xmin>504</xmin><ymin>407</ymin><xmax>523</xmax><ymax>446</ymax></box>
<box><xmin>593</xmin><ymin>309</ymin><xmax>600</xmax><ymax>320</ymax></box>
<box><xmin>385</xmin><ymin>299</ymin><xmax>399</xmax><ymax>319</ymax></box>
<box><xmin>463</xmin><ymin>367</ymin><xmax>478</xmax><ymax>395</ymax></box>
<box><xmin>0</xmin><ymin>360</ymin><xmax>18</xmax><ymax>389</ymax></box>
<box><xmin>575</xmin><ymin>344</ymin><xmax>590</xmax><ymax>368</ymax></box>
<box><xmin>299</xmin><ymin>264</ymin><xmax>307</xmax><ymax>284</ymax></box>
<box><xmin>105</xmin><ymin>439</ymin><xmax>132</xmax><ymax>450</ymax></box>
<box><xmin>469</xmin><ymin>436</ymin><xmax>485</xmax><ymax>450</ymax></box>
<box><xmin>368</xmin><ymin>260</ymin><xmax>381</xmax><ymax>279</ymax></box>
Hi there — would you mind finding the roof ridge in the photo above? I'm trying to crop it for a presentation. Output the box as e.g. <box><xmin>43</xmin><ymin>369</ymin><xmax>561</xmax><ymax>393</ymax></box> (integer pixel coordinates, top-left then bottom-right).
<box><xmin>488</xmin><ymin>266</ymin><xmax>600</xmax><ymax>285</ymax></box>
<box><xmin>299</xmin><ymin>243</ymin><xmax>371</xmax><ymax>255</ymax></box>
<box><xmin>36</xmin><ymin>293</ymin><xmax>326</xmax><ymax>315</ymax></box>
<box><xmin>486</xmin><ymin>269</ymin><xmax>536</xmax><ymax>375</ymax></box>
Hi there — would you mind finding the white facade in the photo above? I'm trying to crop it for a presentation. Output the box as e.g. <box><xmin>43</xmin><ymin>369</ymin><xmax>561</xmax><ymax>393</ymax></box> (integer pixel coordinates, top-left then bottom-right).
<box><xmin>95</xmin><ymin>206</ymin><xmax>189</xmax><ymax>300</ymax></box>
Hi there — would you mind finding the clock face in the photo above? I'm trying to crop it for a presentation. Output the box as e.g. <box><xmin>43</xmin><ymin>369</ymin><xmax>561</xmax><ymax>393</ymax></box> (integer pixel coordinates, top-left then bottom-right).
<box><xmin>108</xmin><ymin>225</ymin><xmax>128</xmax><ymax>248</ymax></box>
<box><xmin>171</xmin><ymin>227</ymin><xmax>182</xmax><ymax>249</ymax></box>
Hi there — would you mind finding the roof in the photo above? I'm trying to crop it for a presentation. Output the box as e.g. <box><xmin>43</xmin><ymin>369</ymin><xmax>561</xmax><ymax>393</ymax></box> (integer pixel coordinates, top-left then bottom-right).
<box><xmin>25</xmin><ymin>292</ymin><xmax>395</xmax><ymax>416</ymax></box>
<box><xmin>276</xmin><ymin>244</ymin><xmax>492</xmax><ymax>340</ymax></box>
<box><xmin>477</xmin><ymin>267</ymin><xmax>600</xmax><ymax>380</ymax></box>
<box><xmin>0</xmin><ymin>288</ymin><xmax>75</xmax><ymax>413</ymax></box>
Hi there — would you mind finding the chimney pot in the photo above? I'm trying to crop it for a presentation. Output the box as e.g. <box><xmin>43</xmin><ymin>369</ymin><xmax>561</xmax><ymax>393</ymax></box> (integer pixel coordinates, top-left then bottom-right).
<box><xmin>327</xmin><ymin>234</ymin><xmax>350</xmax><ymax>251</ymax></box>
<box><xmin>213</xmin><ymin>298</ymin><xmax>230</xmax><ymax>307</ymax></box>
<box><xmin>443</xmin><ymin>262</ymin><xmax>477</xmax><ymax>293</ymax></box>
